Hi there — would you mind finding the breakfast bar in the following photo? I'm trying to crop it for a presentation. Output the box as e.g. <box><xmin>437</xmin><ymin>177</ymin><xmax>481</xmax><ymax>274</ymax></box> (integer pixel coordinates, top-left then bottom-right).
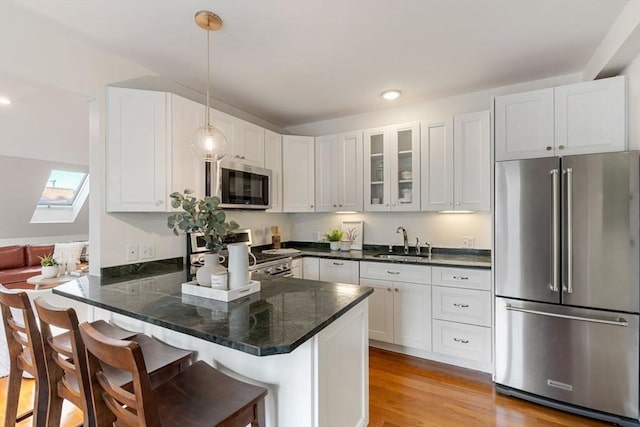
<box><xmin>53</xmin><ymin>272</ymin><xmax>373</xmax><ymax>427</ymax></box>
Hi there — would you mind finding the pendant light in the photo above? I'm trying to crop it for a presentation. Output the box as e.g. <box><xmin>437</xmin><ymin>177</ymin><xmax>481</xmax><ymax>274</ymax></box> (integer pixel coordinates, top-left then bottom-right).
<box><xmin>191</xmin><ymin>11</ymin><xmax>228</xmax><ymax>162</ymax></box>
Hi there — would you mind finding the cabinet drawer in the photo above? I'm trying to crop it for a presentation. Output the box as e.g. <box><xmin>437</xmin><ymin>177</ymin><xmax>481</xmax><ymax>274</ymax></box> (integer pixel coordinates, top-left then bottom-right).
<box><xmin>360</xmin><ymin>262</ymin><xmax>431</xmax><ymax>284</ymax></box>
<box><xmin>432</xmin><ymin>286</ymin><xmax>491</xmax><ymax>327</ymax></box>
<box><xmin>432</xmin><ymin>319</ymin><xmax>491</xmax><ymax>363</ymax></box>
<box><xmin>320</xmin><ymin>258</ymin><xmax>359</xmax><ymax>285</ymax></box>
<box><xmin>431</xmin><ymin>267</ymin><xmax>490</xmax><ymax>290</ymax></box>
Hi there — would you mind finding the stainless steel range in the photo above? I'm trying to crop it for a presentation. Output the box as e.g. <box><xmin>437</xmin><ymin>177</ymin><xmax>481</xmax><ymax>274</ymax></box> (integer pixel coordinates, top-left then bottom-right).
<box><xmin>187</xmin><ymin>229</ymin><xmax>293</xmax><ymax>279</ymax></box>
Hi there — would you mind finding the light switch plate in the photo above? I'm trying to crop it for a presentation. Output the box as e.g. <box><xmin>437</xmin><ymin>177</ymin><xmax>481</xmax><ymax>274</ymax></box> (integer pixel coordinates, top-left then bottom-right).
<box><xmin>462</xmin><ymin>236</ymin><xmax>475</xmax><ymax>248</ymax></box>
<box><xmin>126</xmin><ymin>244</ymin><xmax>139</xmax><ymax>261</ymax></box>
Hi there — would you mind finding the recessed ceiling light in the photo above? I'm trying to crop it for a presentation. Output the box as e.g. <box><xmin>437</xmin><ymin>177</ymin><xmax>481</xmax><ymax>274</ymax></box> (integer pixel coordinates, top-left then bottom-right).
<box><xmin>0</xmin><ymin>97</ymin><xmax>11</xmax><ymax>105</ymax></box>
<box><xmin>381</xmin><ymin>90</ymin><xmax>401</xmax><ymax>100</ymax></box>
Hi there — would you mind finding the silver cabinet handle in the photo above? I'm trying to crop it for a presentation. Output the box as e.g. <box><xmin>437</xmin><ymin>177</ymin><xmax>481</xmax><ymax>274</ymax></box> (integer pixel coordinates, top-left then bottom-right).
<box><xmin>333</xmin><ymin>204</ymin><xmax>337</xmax><ymax>207</ymax></box>
<box><xmin>453</xmin><ymin>276</ymin><xmax>469</xmax><ymax>280</ymax></box>
<box><xmin>565</xmin><ymin>167</ymin><xmax>573</xmax><ymax>294</ymax></box>
<box><xmin>546</xmin><ymin>146</ymin><xmax>552</xmax><ymax>151</ymax></box>
<box><xmin>386</xmin><ymin>288</ymin><xmax>391</xmax><ymax>292</ymax></box>
<box><xmin>453</xmin><ymin>303</ymin><xmax>469</xmax><ymax>308</ymax></box>
<box><xmin>386</xmin><ymin>271</ymin><xmax>400</xmax><ymax>275</ymax></box>
<box><xmin>332</xmin><ymin>262</ymin><xmax>343</xmax><ymax>266</ymax></box>
<box><xmin>453</xmin><ymin>338</ymin><xmax>469</xmax><ymax>344</ymax></box>
<box><xmin>505</xmin><ymin>304</ymin><xmax>629</xmax><ymax>326</ymax></box>
<box><xmin>395</xmin><ymin>288</ymin><xmax>399</xmax><ymax>292</ymax></box>
<box><xmin>550</xmin><ymin>169</ymin><xmax>560</xmax><ymax>292</ymax></box>
<box><xmin>558</xmin><ymin>145</ymin><xmax>565</xmax><ymax>150</ymax></box>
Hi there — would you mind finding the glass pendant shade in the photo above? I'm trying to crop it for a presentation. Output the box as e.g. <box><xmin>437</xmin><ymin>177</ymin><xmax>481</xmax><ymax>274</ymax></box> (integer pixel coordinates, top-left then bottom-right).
<box><xmin>191</xmin><ymin>123</ymin><xmax>228</xmax><ymax>162</ymax></box>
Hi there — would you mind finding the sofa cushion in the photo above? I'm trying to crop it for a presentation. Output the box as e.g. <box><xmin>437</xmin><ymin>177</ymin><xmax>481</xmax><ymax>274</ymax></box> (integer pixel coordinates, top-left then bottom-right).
<box><xmin>0</xmin><ymin>265</ymin><xmax>42</xmax><ymax>285</ymax></box>
<box><xmin>25</xmin><ymin>244</ymin><xmax>55</xmax><ymax>267</ymax></box>
<box><xmin>53</xmin><ymin>242</ymin><xmax>84</xmax><ymax>265</ymax></box>
<box><xmin>0</xmin><ymin>246</ymin><xmax>26</xmax><ymax>270</ymax></box>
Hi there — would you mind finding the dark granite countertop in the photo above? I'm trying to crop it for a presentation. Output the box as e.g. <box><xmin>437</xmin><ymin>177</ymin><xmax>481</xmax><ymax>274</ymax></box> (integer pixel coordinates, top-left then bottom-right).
<box><xmin>53</xmin><ymin>272</ymin><xmax>372</xmax><ymax>356</ymax></box>
<box><xmin>268</xmin><ymin>242</ymin><xmax>491</xmax><ymax>269</ymax></box>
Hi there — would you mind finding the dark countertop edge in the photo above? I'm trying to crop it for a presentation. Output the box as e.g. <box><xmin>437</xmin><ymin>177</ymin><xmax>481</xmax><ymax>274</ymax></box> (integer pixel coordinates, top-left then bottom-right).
<box><xmin>293</xmin><ymin>251</ymin><xmax>491</xmax><ymax>269</ymax></box>
<box><xmin>54</xmin><ymin>280</ymin><xmax>374</xmax><ymax>357</ymax></box>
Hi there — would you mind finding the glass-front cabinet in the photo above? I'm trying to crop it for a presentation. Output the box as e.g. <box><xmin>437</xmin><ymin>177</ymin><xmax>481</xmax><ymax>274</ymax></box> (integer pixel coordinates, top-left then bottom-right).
<box><xmin>364</xmin><ymin>122</ymin><xmax>420</xmax><ymax>211</ymax></box>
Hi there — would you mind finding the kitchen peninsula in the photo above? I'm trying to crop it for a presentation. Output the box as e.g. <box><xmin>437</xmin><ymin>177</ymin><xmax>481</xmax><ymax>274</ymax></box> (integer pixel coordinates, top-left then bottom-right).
<box><xmin>53</xmin><ymin>272</ymin><xmax>373</xmax><ymax>427</ymax></box>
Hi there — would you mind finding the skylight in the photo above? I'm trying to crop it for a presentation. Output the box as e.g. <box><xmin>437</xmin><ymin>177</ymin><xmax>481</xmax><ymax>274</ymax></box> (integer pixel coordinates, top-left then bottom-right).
<box><xmin>31</xmin><ymin>169</ymin><xmax>90</xmax><ymax>224</ymax></box>
<box><xmin>38</xmin><ymin>170</ymin><xmax>87</xmax><ymax>206</ymax></box>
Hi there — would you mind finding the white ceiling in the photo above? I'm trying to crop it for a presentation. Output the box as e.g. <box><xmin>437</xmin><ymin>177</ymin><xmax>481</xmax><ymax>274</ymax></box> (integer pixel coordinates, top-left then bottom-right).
<box><xmin>10</xmin><ymin>0</ymin><xmax>630</xmax><ymax>128</ymax></box>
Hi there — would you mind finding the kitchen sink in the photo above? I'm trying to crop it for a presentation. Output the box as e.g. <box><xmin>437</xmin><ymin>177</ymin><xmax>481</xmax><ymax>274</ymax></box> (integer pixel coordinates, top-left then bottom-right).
<box><xmin>372</xmin><ymin>254</ymin><xmax>428</xmax><ymax>262</ymax></box>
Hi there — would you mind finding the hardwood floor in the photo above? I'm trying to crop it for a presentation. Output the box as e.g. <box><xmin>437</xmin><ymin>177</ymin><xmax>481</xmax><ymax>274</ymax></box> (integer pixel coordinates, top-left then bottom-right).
<box><xmin>1</xmin><ymin>349</ymin><xmax>614</xmax><ymax>426</ymax></box>
<box><xmin>369</xmin><ymin>347</ymin><xmax>612</xmax><ymax>427</ymax></box>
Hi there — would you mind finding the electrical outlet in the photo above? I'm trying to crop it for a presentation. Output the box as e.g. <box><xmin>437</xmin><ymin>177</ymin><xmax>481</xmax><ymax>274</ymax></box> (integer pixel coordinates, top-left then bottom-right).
<box><xmin>462</xmin><ymin>236</ymin><xmax>475</xmax><ymax>248</ymax></box>
<box><xmin>126</xmin><ymin>244</ymin><xmax>139</xmax><ymax>261</ymax></box>
<box><xmin>140</xmin><ymin>244</ymin><xmax>154</xmax><ymax>259</ymax></box>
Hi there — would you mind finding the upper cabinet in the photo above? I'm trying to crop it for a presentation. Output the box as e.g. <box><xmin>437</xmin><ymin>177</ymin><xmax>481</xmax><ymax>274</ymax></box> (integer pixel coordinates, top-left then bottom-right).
<box><xmin>364</xmin><ymin>122</ymin><xmax>420</xmax><ymax>212</ymax></box>
<box><xmin>230</xmin><ymin>118</ymin><xmax>265</xmax><ymax>167</ymax></box>
<box><xmin>495</xmin><ymin>76</ymin><xmax>626</xmax><ymax>161</ymax></box>
<box><xmin>106</xmin><ymin>87</ymin><xmax>204</xmax><ymax>212</ymax></box>
<box><xmin>264</xmin><ymin>129</ymin><xmax>283</xmax><ymax>213</ymax></box>
<box><xmin>315</xmin><ymin>132</ymin><xmax>363</xmax><ymax>212</ymax></box>
<box><xmin>283</xmin><ymin>135</ymin><xmax>315</xmax><ymax>212</ymax></box>
<box><xmin>421</xmin><ymin>112</ymin><xmax>490</xmax><ymax>212</ymax></box>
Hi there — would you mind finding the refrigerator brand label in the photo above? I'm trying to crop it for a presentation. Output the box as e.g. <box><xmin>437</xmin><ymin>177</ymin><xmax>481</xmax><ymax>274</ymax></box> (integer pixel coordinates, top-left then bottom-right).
<box><xmin>547</xmin><ymin>379</ymin><xmax>573</xmax><ymax>391</ymax></box>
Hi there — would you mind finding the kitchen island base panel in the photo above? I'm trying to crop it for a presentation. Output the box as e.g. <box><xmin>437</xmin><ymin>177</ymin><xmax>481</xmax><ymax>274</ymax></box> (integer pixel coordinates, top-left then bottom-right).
<box><xmin>89</xmin><ymin>301</ymin><xmax>369</xmax><ymax>427</ymax></box>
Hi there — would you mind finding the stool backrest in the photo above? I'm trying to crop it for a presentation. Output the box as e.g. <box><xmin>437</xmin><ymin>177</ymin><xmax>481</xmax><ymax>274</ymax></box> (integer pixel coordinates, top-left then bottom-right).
<box><xmin>33</xmin><ymin>297</ymin><xmax>93</xmax><ymax>427</ymax></box>
<box><xmin>0</xmin><ymin>286</ymin><xmax>49</xmax><ymax>426</ymax></box>
<box><xmin>79</xmin><ymin>322</ymin><xmax>160</xmax><ymax>427</ymax></box>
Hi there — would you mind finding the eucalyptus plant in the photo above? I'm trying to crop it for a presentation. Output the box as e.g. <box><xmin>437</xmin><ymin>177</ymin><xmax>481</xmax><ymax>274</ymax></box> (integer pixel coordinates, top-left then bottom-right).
<box><xmin>167</xmin><ymin>189</ymin><xmax>239</xmax><ymax>252</ymax></box>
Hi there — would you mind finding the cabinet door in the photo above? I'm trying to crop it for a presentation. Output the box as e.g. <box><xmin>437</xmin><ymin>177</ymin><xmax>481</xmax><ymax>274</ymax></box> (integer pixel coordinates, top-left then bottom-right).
<box><xmin>264</xmin><ymin>130</ymin><xmax>283</xmax><ymax>212</ymax></box>
<box><xmin>364</xmin><ymin>127</ymin><xmax>389</xmax><ymax>211</ymax></box>
<box><xmin>291</xmin><ymin>258</ymin><xmax>302</xmax><ymax>278</ymax></box>
<box><xmin>555</xmin><ymin>76</ymin><xmax>626</xmax><ymax>156</ymax></box>
<box><xmin>302</xmin><ymin>257</ymin><xmax>320</xmax><ymax>280</ymax></box>
<box><xmin>170</xmin><ymin>95</ymin><xmax>206</xmax><ymax>200</ymax></box>
<box><xmin>360</xmin><ymin>262</ymin><xmax>431</xmax><ymax>285</ymax></box>
<box><xmin>421</xmin><ymin>119</ymin><xmax>454</xmax><ymax>211</ymax></box>
<box><xmin>393</xmin><ymin>282</ymin><xmax>431</xmax><ymax>350</ymax></box>
<box><xmin>360</xmin><ymin>278</ymin><xmax>394</xmax><ymax>343</ymax></box>
<box><xmin>319</xmin><ymin>259</ymin><xmax>359</xmax><ymax>285</ymax></box>
<box><xmin>283</xmin><ymin>135</ymin><xmax>315</xmax><ymax>212</ymax></box>
<box><xmin>315</xmin><ymin>135</ymin><xmax>338</xmax><ymax>212</ymax></box>
<box><xmin>390</xmin><ymin>122</ymin><xmax>420</xmax><ymax>212</ymax></box>
<box><xmin>233</xmin><ymin>118</ymin><xmax>265</xmax><ymax>167</ymax></box>
<box><xmin>337</xmin><ymin>132</ymin><xmax>364</xmax><ymax>211</ymax></box>
<box><xmin>209</xmin><ymin>108</ymin><xmax>234</xmax><ymax>152</ymax></box>
<box><xmin>432</xmin><ymin>286</ymin><xmax>492</xmax><ymax>327</ymax></box>
<box><xmin>106</xmin><ymin>87</ymin><xmax>168</xmax><ymax>212</ymax></box>
<box><xmin>454</xmin><ymin>110</ymin><xmax>490</xmax><ymax>211</ymax></box>
<box><xmin>494</xmin><ymin>88</ymin><xmax>554</xmax><ymax>160</ymax></box>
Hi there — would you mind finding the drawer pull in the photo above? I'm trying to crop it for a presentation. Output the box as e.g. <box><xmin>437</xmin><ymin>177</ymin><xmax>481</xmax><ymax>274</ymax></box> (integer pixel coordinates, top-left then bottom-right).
<box><xmin>453</xmin><ymin>303</ymin><xmax>469</xmax><ymax>308</ymax></box>
<box><xmin>453</xmin><ymin>276</ymin><xmax>469</xmax><ymax>280</ymax></box>
<box><xmin>333</xmin><ymin>262</ymin><xmax>344</xmax><ymax>266</ymax></box>
<box><xmin>387</xmin><ymin>271</ymin><xmax>400</xmax><ymax>275</ymax></box>
<box><xmin>453</xmin><ymin>338</ymin><xmax>469</xmax><ymax>344</ymax></box>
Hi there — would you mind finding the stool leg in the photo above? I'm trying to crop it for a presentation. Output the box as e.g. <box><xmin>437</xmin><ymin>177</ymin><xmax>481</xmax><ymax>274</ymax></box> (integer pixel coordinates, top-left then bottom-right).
<box><xmin>3</xmin><ymin>366</ymin><xmax>23</xmax><ymax>427</ymax></box>
<box><xmin>46</xmin><ymin>384</ymin><xmax>64</xmax><ymax>427</ymax></box>
<box><xmin>253</xmin><ymin>399</ymin><xmax>266</xmax><ymax>427</ymax></box>
<box><xmin>33</xmin><ymin>379</ymin><xmax>49</xmax><ymax>427</ymax></box>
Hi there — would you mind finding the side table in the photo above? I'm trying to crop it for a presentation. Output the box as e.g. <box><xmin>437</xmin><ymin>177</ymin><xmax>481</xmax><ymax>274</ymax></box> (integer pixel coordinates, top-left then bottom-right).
<box><xmin>26</xmin><ymin>273</ymin><xmax>85</xmax><ymax>290</ymax></box>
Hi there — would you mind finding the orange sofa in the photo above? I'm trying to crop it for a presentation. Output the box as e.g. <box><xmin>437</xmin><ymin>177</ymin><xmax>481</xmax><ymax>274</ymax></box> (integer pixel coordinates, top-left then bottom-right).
<box><xmin>0</xmin><ymin>244</ymin><xmax>54</xmax><ymax>289</ymax></box>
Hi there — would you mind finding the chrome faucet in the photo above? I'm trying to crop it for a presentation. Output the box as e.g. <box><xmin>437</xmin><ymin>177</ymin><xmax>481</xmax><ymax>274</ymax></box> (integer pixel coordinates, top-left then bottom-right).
<box><xmin>396</xmin><ymin>226</ymin><xmax>409</xmax><ymax>254</ymax></box>
<box><xmin>415</xmin><ymin>237</ymin><xmax>421</xmax><ymax>255</ymax></box>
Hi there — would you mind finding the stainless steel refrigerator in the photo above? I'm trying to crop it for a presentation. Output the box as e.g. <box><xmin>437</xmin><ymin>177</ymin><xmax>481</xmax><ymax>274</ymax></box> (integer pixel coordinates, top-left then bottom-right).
<box><xmin>495</xmin><ymin>151</ymin><xmax>640</xmax><ymax>426</ymax></box>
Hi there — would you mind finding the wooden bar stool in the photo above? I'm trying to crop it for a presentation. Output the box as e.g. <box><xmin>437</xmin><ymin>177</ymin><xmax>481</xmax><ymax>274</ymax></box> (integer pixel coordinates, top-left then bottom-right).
<box><xmin>79</xmin><ymin>321</ymin><xmax>268</xmax><ymax>427</ymax></box>
<box><xmin>33</xmin><ymin>297</ymin><xmax>195</xmax><ymax>427</ymax></box>
<box><xmin>0</xmin><ymin>288</ymin><xmax>48</xmax><ymax>427</ymax></box>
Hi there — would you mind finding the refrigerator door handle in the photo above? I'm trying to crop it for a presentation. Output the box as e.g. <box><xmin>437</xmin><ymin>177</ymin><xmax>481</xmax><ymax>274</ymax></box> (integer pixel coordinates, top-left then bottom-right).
<box><xmin>564</xmin><ymin>167</ymin><xmax>573</xmax><ymax>294</ymax></box>
<box><xmin>505</xmin><ymin>304</ymin><xmax>629</xmax><ymax>327</ymax></box>
<box><xmin>550</xmin><ymin>168</ymin><xmax>560</xmax><ymax>292</ymax></box>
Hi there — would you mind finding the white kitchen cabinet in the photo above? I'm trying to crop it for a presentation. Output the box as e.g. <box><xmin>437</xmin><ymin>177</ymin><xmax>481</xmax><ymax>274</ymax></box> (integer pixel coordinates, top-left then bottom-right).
<box><xmin>283</xmin><ymin>135</ymin><xmax>315</xmax><ymax>212</ymax></box>
<box><xmin>360</xmin><ymin>262</ymin><xmax>431</xmax><ymax>351</ymax></box>
<box><xmin>302</xmin><ymin>257</ymin><xmax>320</xmax><ymax>280</ymax></box>
<box><xmin>495</xmin><ymin>76</ymin><xmax>626</xmax><ymax>160</ymax></box>
<box><xmin>421</xmin><ymin>112</ymin><xmax>490</xmax><ymax>212</ymax></box>
<box><xmin>430</xmin><ymin>266</ymin><xmax>492</xmax><ymax>372</ymax></box>
<box><xmin>264</xmin><ymin>130</ymin><xmax>283</xmax><ymax>212</ymax></box>
<box><xmin>209</xmin><ymin>108</ymin><xmax>235</xmax><ymax>151</ymax></box>
<box><xmin>291</xmin><ymin>258</ymin><xmax>302</xmax><ymax>278</ymax></box>
<box><xmin>106</xmin><ymin>88</ymin><xmax>205</xmax><ymax>212</ymax></box>
<box><xmin>319</xmin><ymin>259</ymin><xmax>359</xmax><ymax>285</ymax></box>
<box><xmin>364</xmin><ymin>123</ymin><xmax>420</xmax><ymax>212</ymax></box>
<box><xmin>315</xmin><ymin>132</ymin><xmax>363</xmax><ymax>212</ymax></box>
<box><xmin>230</xmin><ymin>118</ymin><xmax>265</xmax><ymax>167</ymax></box>
<box><xmin>453</xmin><ymin>110</ymin><xmax>491</xmax><ymax>211</ymax></box>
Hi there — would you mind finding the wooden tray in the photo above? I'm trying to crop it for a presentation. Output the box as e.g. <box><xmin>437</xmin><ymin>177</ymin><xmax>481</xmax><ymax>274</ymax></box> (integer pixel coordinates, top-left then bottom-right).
<box><xmin>181</xmin><ymin>280</ymin><xmax>260</xmax><ymax>302</ymax></box>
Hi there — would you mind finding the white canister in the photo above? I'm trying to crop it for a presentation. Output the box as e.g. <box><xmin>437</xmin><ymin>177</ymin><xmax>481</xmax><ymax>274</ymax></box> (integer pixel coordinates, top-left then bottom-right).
<box><xmin>227</xmin><ymin>243</ymin><xmax>257</xmax><ymax>289</ymax></box>
<box><xmin>210</xmin><ymin>272</ymin><xmax>228</xmax><ymax>290</ymax></box>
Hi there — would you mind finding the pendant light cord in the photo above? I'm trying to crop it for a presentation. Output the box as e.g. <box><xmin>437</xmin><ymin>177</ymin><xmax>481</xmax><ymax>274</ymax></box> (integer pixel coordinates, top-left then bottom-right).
<box><xmin>205</xmin><ymin>24</ymin><xmax>211</xmax><ymax>127</ymax></box>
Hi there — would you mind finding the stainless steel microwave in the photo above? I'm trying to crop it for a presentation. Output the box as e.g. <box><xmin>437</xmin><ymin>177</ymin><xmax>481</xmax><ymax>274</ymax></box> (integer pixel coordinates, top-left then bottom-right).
<box><xmin>208</xmin><ymin>161</ymin><xmax>272</xmax><ymax>209</ymax></box>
